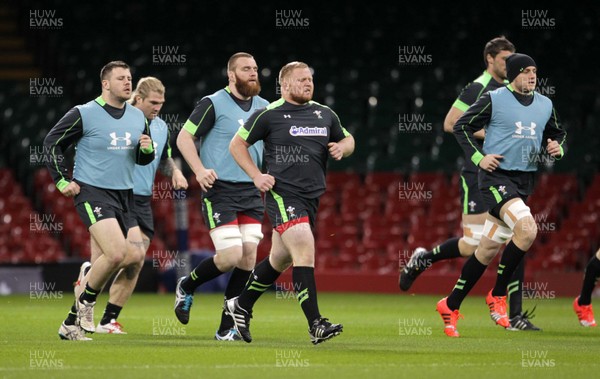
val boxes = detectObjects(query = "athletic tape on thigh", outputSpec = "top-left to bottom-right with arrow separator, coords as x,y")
239,223 -> 263,244
502,200 -> 532,230
463,223 -> 484,246
209,226 -> 243,251
482,219 -> 513,244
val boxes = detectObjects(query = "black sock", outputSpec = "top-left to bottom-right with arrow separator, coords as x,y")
100,302 -> 123,325
219,268 -> 251,332
422,238 -> 462,263
79,283 -> 100,304
64,302 -> 77,326
507,258 -> 525,318
492,241 -> 527,297
238,258 -> 281,311
579,255 -> 600,305
181,257 -> 223,293
293,266 -> 321,326
446,254 -> 488,310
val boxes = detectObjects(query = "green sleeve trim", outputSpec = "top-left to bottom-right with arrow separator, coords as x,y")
237,126 -> 250,141
471,151 -> 484,166
452,99 -> 469,112
141,144 -> 154,154
183,120 -> 198,135
183,103 -> 213,136
554,145 -> 564,160
56,179 -> 70,191
341,127 -> 351,138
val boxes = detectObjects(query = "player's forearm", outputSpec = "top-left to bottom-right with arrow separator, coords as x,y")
135,140 -> 155,166
176,131 -> 206,175
454,125 -> 484,166
43,111 -> 82,189
338,136 -> 355,158
43,140 -> 71,190
229,136 -> 262,180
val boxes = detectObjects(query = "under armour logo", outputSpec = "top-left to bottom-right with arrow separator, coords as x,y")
313,110 -> 322,119
110,132 -> 132,146
515,121 -> 536,135
284,114 -> 291,118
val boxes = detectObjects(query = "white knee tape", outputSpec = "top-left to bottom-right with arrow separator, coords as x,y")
482,219 -> 513,244
240,223 -> 263,245
210,226 -> 243,251
503,201 -> 532,230
463,223 -> 484,246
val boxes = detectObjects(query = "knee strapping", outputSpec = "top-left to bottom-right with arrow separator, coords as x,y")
210,226 -> 243,251
463,223 -> 484,246
482,219 -> 513,244
503,201 -> 532,230
240,223 -> 263,245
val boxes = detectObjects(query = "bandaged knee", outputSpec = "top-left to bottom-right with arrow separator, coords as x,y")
482,219 -> 513,244
210,226 -> 243,251
240,223 -> 263,245
463,223 -> 484,246
502,201 -> 532,230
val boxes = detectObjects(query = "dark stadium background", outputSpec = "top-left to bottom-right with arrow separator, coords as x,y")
1,0 -> 598,295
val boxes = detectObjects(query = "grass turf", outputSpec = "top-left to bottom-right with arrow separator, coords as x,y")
0,292 -> 598,378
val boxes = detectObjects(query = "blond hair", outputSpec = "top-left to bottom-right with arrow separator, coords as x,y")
130,77 -> 165,105
278,61 -> 309,86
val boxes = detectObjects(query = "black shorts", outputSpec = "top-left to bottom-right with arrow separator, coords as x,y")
129,195 -> 154,240
200,181 -> 264,230
478,169 -> 534,219
458,169 -> 487,215
265,189 -> 319,234
73,181 -> 134,237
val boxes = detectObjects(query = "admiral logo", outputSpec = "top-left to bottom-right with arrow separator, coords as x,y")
289,126 -> 327,137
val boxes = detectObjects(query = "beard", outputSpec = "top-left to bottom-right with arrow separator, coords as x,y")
235,76 -> 261,97
494,66 -> 507,81
288,88 -> 313,104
